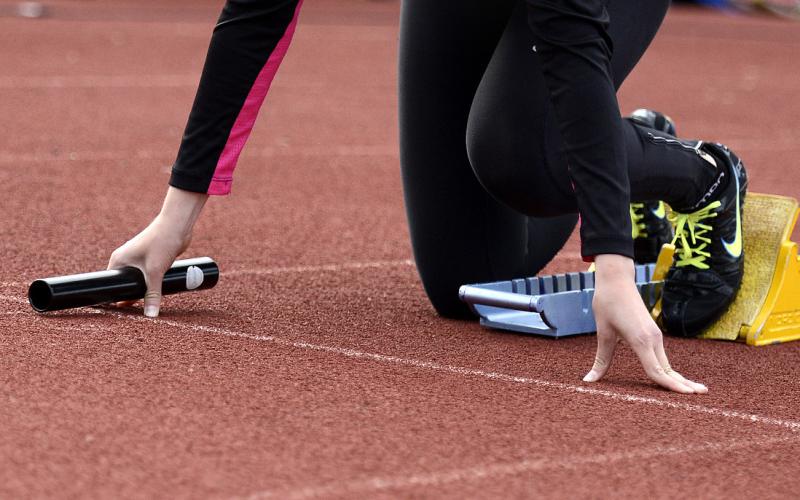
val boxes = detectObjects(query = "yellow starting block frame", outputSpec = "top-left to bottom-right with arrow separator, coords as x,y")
738,195 -> 800,345
697,193 -> 800,345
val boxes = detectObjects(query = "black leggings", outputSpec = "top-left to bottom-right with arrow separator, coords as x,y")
399,0 -> 716,318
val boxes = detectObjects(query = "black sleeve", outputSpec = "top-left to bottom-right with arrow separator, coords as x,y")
169,0 -> 303,196
526,0 -> 633,260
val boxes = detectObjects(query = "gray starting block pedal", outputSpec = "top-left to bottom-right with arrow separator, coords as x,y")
459,264 -> 663,338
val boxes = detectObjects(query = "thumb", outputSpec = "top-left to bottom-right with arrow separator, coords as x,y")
583,330 -> 617,383
143,274 -> 163,318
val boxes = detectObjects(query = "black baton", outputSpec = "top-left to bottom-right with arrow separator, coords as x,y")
28,257 -> 219,312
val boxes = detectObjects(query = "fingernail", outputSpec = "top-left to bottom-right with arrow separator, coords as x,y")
144,306 -> 158,318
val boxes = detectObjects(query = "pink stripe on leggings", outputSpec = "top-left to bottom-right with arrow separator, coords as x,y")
208,0 -> 304,195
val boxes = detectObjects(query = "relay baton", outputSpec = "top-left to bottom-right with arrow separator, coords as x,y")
28,257 -> 219,313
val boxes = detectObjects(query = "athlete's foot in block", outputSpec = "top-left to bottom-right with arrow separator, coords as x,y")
626,109 -> 677,264
662,143 -> 748,337
586,254 -> 708,394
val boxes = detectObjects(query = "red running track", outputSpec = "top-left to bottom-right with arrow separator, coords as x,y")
2,1 -> 800,498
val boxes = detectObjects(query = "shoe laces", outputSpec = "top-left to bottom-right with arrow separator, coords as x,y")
669,201 -> 722,269
630,203 -> 647,239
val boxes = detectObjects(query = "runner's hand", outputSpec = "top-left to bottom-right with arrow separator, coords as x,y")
107,187 -> 208,317
584,254 -> 708,394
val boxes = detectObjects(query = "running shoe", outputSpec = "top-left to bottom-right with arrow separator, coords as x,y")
626,109 -> 676,263
661,142 -> 748,337
630,200 -> 673,264
627,108 -> 677,136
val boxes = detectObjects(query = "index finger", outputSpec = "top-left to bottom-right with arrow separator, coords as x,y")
653,336 -> 708,394
629,335 -> 695,394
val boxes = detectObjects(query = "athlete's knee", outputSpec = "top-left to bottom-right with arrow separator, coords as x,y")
466,123 -> 566,216
464,124 -> 487,182
428,291 -> 476,320
466,118 -> 529,203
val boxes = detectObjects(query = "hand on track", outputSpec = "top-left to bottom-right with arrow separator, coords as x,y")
585,254 -> 708,394
107,187 -> 208,317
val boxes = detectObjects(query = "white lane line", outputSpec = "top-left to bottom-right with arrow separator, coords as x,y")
0,295 -> 26,304
0,74 -> 200,89
224,259 -> 413,277
4,292 -> 798,433
0,145 -> 397,165
241,434 -> 800,499
0,75 -> 329,90
0,259 -> 414,288
0,150 -> 168,163
267,339 -> 800,432
659,32 -> 800,48
7,296 -> 800,497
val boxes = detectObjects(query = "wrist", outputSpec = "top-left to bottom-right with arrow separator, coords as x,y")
594,254 -> 635,282
157,186 -> 208,235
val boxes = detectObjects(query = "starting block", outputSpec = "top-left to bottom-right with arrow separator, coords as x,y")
458,260 -> 667,338
700,193 -> 800,345
460,193 -> 800,345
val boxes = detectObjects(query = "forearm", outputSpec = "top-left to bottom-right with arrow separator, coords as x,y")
526,0 -> 632,260
170,0 -> 303,196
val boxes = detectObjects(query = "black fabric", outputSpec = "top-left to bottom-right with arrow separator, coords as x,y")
169,0 -> 300,193
400,0 -> 717,317
399,0 -> 577,319
525,0 -> 632,258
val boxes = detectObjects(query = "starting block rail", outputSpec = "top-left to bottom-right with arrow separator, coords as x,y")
459,264 -> 662,338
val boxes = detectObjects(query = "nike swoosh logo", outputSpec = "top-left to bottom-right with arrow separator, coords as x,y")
651,201 -> 666,219
722,171 -> 742,258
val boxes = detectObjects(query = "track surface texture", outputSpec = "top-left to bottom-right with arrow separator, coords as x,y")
2,1 -> 800,498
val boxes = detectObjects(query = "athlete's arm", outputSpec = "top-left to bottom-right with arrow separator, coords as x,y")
525,1 -> 706,393
526,0 -> 631,260
107,0 -> 303,317
171,0 -> 303,195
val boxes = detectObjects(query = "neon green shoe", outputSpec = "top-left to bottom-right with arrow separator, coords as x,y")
661,143 -> 748,337
631,200 -> 673,264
